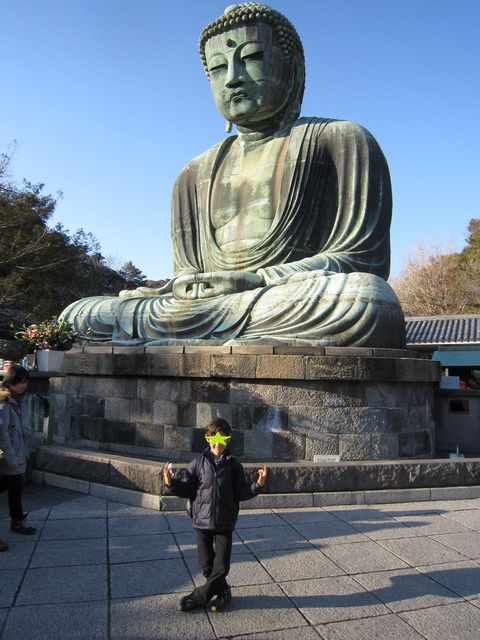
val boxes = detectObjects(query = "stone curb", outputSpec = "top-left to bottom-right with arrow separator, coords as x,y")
34,445 -> 480,492
31,454 -> 480,511
31,468 -> 480,511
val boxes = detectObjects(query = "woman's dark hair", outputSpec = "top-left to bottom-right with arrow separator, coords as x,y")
1,364 -> 30,388
205,417 -> 232,437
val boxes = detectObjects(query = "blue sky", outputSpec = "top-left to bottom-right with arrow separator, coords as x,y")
2,0 -> 479,280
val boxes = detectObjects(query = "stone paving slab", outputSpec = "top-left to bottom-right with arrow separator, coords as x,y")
377,536 -> 469,567
431,531 -> 480,559
233,509 -> 288,529
352,568 -> 459,612
442,508 -> 480,529
0,570 -> 24,608
109,532 -> 179,564
415,561 -> 480,599
317,613 -> 425,639
46,495 -> 107,519
291,520 -> 372,546
324,505 -> 393,521
207,583 -> 308,638
40,516 -> 107,540
234,628 -> 322,640
2,485 -> 480,639
184,551 -> 274,589
0,539 -> 36,569
108,513 -> 171,536
322,540 -> 411,574
346,517 -> 421,541
272,507 -> 340,525
16,564 -> 107,606
281,575 -> 390,625
110,594 -> 219,640
110,557 -> 192,600
235,524 -> 313,552
392,512 -> 467,535
256,548 -> 345,582
399,601 -> 480,639
3,601 -> 108,640
30,537 -> 106,568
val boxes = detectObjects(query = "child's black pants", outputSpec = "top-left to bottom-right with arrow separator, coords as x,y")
194,529 -> 232,604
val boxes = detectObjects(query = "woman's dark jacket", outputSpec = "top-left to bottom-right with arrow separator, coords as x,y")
168,449 -> 263,531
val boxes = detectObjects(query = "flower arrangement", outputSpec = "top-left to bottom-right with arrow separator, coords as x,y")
14,317 -> 83,352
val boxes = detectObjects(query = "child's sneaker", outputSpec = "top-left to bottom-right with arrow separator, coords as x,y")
178,593 -> 200,612
210,586 -> 232,611
0,538 -> 9,552
10,516 -> 36,535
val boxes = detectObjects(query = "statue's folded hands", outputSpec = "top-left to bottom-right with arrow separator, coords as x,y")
172,272 -> 265,300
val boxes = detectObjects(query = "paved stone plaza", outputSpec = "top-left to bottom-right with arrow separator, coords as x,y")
2,484 -> 480,639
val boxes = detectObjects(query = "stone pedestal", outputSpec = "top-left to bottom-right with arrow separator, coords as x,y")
46,345 -> 441,462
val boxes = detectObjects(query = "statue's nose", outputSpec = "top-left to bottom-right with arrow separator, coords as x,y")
225,60 -> 246,87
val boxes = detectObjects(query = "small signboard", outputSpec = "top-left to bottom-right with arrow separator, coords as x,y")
313,455 -> 341,463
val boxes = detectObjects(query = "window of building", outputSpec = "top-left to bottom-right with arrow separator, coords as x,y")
449,399 -> 469,413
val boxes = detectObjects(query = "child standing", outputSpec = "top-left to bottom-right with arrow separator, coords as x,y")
163,417 -> 267,612
0,364 -> 37,548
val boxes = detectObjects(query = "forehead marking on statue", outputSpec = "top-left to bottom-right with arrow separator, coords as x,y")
199,2 -> 304,77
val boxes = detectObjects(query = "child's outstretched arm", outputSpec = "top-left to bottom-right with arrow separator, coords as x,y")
257,464 -> 268,486
234,461 -> 268,501
163,460 -> 198,500
163,462 -> 174,486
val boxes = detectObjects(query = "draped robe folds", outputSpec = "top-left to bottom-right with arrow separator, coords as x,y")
61,117 -> 406,348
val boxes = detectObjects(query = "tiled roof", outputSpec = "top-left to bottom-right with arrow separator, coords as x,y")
406,315 -> 480,347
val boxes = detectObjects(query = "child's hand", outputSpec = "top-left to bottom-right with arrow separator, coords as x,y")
257,464 -> 268,486
163,462 -> 174,486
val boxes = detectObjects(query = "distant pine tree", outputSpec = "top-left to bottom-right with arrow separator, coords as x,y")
119,260 -> 147,289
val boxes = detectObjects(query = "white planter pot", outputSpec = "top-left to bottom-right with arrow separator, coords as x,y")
36,350 -> 65,372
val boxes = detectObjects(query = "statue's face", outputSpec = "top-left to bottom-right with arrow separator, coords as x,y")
205,23 -> 294,127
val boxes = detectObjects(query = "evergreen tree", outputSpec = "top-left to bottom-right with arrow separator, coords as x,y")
119,260 -> 147,290
455,219 -> 480,313
0,144 -> 127,336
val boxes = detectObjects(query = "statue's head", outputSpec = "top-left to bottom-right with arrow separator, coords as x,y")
199,3 -> 305,129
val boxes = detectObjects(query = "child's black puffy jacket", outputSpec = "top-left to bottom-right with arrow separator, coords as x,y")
169,449 -> 262,531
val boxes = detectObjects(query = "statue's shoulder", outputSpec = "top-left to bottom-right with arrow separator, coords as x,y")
292,117 -> 380,153
295,116 -> 372,138
174,137 -> 235,186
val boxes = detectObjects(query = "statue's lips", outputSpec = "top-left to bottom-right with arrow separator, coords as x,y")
228,91 -> 250,103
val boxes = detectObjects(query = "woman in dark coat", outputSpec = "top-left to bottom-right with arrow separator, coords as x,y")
0,364 -> 37,549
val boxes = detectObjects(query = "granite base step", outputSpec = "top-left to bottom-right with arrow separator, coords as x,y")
32,446 -> 480,510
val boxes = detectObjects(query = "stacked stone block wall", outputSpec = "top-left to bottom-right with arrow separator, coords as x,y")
48,345 -> 441,462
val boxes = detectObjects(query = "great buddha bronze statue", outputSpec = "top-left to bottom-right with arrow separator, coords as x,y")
62,2 -> 406,348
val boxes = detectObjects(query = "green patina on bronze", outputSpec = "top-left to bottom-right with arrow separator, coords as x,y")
61,2 -> 406,349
